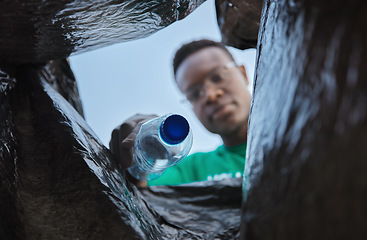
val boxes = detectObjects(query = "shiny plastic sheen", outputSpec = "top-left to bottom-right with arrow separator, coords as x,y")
0,0 -> 205,64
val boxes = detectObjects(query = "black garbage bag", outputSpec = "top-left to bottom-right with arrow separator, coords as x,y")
0,0 -> 205,64
139,178 -> 242,239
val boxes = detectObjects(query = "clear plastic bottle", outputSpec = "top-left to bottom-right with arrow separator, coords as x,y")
127,114 -> 193,181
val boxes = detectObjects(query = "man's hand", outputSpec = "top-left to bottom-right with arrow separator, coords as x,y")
109,114 -> 158,187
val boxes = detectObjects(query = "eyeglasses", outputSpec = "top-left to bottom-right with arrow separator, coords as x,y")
183,62 -> 237,104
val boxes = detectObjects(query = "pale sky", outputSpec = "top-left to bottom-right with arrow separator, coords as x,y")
69,0 -> 256,154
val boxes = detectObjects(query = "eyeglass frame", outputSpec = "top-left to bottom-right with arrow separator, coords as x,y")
180,61 -> 238,105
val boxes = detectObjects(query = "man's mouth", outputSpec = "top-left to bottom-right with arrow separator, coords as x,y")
210,103 -> 233,122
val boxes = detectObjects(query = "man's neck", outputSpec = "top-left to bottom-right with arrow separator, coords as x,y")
221,124 -> 248,147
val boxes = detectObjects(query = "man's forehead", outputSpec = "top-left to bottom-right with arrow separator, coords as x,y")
185,47 -> 230,66
176,47 -> 232,90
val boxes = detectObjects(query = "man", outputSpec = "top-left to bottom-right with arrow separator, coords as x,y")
109,39 -> 252,186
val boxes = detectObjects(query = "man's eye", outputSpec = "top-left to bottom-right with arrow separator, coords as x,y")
211,73 -> 224,83
188,89 -> 200,101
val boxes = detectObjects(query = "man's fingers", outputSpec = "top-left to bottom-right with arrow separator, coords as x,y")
109,128 -> 121,161
110,113 -> 159,170
117,113 -> 157,140
118,120 -> 146,169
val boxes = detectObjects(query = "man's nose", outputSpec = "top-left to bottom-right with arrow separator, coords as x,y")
203,85 -> 224,103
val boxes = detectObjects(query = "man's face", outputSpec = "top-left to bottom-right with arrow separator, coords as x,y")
176,47 -> 252,136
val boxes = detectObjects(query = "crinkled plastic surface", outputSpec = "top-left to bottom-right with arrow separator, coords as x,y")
1,63 -> 160,239
242,0 -> 367,239
215,0 -> 262,49
140,178 -> 242,239
0,0 -> 205,64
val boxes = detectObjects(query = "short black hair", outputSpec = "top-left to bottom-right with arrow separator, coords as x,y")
173,39 -> 234,78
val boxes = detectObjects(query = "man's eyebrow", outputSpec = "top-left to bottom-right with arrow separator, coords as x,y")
184,62 -> 233,93
206,62 -> 234,77
207,65 -> 223,76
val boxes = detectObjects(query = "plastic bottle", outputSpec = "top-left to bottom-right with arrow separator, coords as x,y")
127,114 -> 193,181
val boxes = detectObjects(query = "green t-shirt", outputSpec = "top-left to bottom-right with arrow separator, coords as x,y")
148,143 -> 246,186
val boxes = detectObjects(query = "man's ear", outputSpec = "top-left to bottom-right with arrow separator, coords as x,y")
238,65 -> 249,85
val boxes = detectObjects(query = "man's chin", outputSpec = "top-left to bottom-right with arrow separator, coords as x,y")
216,112 -> 237,124
212,117 -> 240,133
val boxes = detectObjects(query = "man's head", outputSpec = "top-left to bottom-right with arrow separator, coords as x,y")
173,39 -> 252,145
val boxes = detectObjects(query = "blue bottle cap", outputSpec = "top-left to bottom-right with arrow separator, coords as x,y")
160,114 -> 190,144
